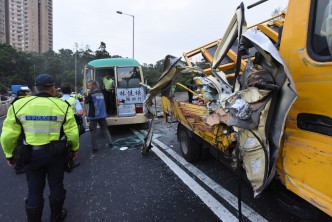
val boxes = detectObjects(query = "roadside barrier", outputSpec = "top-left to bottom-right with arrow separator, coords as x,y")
0,96 -> 13,117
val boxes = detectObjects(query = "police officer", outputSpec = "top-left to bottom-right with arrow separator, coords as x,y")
103,71 -> 115,115
60,82 -> 83,117
61,82 -> 84,167
73,91 -> 83,102
1,74 -> 79,222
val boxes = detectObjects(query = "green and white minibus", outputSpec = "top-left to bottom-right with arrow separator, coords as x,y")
83,58 -> 147,125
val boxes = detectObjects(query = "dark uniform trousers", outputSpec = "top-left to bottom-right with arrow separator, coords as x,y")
110,89 -> 116,114
25,148 -> 66,207
103,89 -> 112,115
103,89 -> 116,115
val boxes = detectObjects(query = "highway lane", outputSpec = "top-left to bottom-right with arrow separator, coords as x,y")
0,117 -> 220,221
133,118 -> 331,221
0,115 -> 329,221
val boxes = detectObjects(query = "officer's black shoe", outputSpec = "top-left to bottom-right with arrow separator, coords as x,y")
92,148 -> 98,153
15,165 -> 25,174
73,161 -> 80,168
50,192 -> 67,222
25,201 -> 43,222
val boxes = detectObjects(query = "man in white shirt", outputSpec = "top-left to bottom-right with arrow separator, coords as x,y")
61,82 -> 83,167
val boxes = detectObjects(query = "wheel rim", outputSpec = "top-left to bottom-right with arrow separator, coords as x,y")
180,130 -> 188,155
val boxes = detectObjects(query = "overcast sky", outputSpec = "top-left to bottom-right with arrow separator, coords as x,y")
53,0 -> 289,65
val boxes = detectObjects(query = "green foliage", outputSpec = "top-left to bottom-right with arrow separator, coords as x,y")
0,42 -> 167,94
173,72 -> 194,92
0,43 -> 34,87
195,58 -> 211,70
95,42 -> 110,59
0,82 -> 8,94
0,43 -> 99,91
142,59 -> 164,86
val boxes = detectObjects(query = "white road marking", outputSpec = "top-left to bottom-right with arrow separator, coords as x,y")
152,138 -> 268,222
130,128 -> 268,222
152,144 -> 238,221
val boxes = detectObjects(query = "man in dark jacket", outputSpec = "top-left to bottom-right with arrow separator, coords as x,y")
84,80 -> 112,153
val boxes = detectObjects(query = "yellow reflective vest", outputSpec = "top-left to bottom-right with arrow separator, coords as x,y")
74,93 -> 82,100
103,77 -> 113,90
64,96 -> 77,114
0,95 -> 79,158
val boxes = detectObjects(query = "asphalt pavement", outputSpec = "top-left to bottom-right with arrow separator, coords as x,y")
0,116 -> 219,222
0,114 -> 331,222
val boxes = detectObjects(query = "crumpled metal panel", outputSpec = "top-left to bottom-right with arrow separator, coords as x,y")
142,56 -> 206,152
241,30 -> 298,196
204,87 -> 271,130
212,3 -> 247,69
142,29 -> 297,198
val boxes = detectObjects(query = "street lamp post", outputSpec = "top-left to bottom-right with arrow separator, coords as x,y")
74,43 -> 78,93
75,50 -> 77,93
116,11 -> 134,59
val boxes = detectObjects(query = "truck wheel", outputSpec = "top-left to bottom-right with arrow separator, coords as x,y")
178,124 -> 201,162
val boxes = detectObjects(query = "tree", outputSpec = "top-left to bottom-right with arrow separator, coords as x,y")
0,82 -> 8,94
142,59 -> 164,86
0,43 -> 20,86
195,58 -> 211,70
0,41 -> 168,94
95,42 -> 110,59
47,57 -> 65,86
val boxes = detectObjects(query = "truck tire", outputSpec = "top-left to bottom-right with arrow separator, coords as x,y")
178,124 -> 201,162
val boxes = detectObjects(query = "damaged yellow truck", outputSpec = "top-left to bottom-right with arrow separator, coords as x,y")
143,0 -> 332,219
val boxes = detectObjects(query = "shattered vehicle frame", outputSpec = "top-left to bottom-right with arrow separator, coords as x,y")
143,0 -> 332,218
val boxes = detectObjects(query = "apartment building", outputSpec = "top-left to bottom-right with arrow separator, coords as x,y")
0,0 -> 5,43
0,0 -> 52,53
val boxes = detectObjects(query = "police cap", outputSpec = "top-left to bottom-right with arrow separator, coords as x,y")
34,74 -> 55,86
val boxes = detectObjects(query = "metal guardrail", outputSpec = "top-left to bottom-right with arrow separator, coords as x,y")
0,96 -> 14,117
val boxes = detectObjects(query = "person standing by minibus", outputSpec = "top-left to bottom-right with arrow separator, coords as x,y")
84,80 -> 113,153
